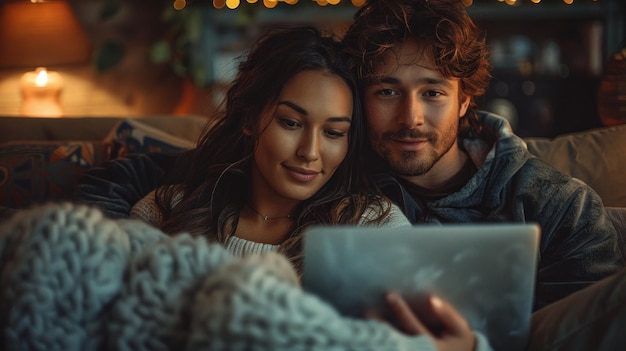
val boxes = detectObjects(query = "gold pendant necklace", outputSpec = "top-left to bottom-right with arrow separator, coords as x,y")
246,203 -> 292,221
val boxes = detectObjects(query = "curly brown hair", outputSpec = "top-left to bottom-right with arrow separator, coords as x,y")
343,0 -> 492,138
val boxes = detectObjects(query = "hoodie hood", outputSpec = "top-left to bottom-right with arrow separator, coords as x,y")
375,111 -> 532,223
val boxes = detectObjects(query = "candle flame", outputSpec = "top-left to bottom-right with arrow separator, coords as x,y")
35,68 -> 49,87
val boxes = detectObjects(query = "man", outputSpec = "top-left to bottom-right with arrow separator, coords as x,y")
342,0 -> 626,349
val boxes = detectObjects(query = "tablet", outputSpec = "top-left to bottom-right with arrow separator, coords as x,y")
302,223 -> 540,351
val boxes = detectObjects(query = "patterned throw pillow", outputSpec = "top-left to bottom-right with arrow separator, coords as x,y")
0,118 -> 197,209
105,119 -> 196,159
0,141 -> 108,208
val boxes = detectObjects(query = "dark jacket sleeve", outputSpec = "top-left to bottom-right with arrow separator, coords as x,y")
520,162 -> 626,310
74,152 -> 183,219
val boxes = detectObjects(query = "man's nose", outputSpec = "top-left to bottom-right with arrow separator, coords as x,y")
397,95 -> 424,128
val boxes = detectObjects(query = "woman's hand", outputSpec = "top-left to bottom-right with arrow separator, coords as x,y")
371,292 -> 476,351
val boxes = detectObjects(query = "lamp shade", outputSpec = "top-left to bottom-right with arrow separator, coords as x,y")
0,0 -> 91,67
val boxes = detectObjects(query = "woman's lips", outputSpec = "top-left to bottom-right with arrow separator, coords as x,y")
284,166 -> 319,182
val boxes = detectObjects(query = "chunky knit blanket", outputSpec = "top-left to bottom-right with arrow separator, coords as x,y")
0,203 -> 491,351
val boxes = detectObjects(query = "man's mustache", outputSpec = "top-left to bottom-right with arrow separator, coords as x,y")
382,128 -> 436,141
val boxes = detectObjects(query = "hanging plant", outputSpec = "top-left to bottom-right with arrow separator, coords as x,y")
150,4 -> 207,86
92,0 -> 125,72
92,0 -> 208,86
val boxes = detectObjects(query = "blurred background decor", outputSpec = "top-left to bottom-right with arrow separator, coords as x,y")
597,48 -> 626,127
0,0 -> 624,137
0,0 -> 92,117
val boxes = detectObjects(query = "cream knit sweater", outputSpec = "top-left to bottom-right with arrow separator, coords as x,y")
130,189 -> 412,257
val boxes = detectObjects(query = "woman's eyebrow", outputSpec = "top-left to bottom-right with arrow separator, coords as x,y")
278,101 -> 307,115
327,117 -> 352,123
278,101 -> 352,123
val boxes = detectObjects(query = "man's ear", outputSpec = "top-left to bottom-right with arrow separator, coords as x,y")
459,95 -> 471,118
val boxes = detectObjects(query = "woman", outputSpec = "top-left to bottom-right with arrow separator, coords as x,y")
130,26 -> 408,271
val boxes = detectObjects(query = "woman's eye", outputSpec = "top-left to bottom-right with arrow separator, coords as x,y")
278,118 -> 300,129
325,129 -> 347,139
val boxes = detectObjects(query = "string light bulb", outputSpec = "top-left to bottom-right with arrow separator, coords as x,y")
226,0 -> 240,9
173,0 -> 186,10
263,0 -> 277,8
204,0 -> 593,9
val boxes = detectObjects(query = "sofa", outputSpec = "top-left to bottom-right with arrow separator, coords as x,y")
1,115 -> 625,243
0,115 -> 206,211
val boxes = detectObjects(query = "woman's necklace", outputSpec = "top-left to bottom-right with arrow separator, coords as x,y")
246,203 -> 292,221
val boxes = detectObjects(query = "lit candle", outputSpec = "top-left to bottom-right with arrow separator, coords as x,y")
20,67 -> 64,117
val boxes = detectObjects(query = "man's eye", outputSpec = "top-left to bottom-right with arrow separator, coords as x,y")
378,89 -> 397,96
425,90 -> 443,97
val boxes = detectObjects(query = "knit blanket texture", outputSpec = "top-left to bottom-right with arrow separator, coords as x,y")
0,203 -> 463,351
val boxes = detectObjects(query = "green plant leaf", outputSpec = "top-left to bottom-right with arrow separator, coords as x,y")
191,64 -> 208,87
93,41 -> 125,72
99,0 -> 121,21
186,9 -> 203,43
172,61 -> 188,77
161,6 -> 178,22
150,40 -> 172,64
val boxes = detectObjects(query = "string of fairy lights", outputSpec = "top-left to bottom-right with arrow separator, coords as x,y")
171,0 -> 601,11
171,0 -> 365,10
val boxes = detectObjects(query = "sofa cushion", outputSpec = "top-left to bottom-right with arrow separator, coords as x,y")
105,119 -> 196,158
0,116 -> 206,143
0,117 -> 200,210
525,124 -> 626,208
0,141 -> 109,208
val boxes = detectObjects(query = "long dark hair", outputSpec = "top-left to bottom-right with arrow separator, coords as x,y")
157,26 -> 389,271
343,0 -> 492,139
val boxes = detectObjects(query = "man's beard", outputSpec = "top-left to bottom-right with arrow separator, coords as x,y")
373,127 -> 456,177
